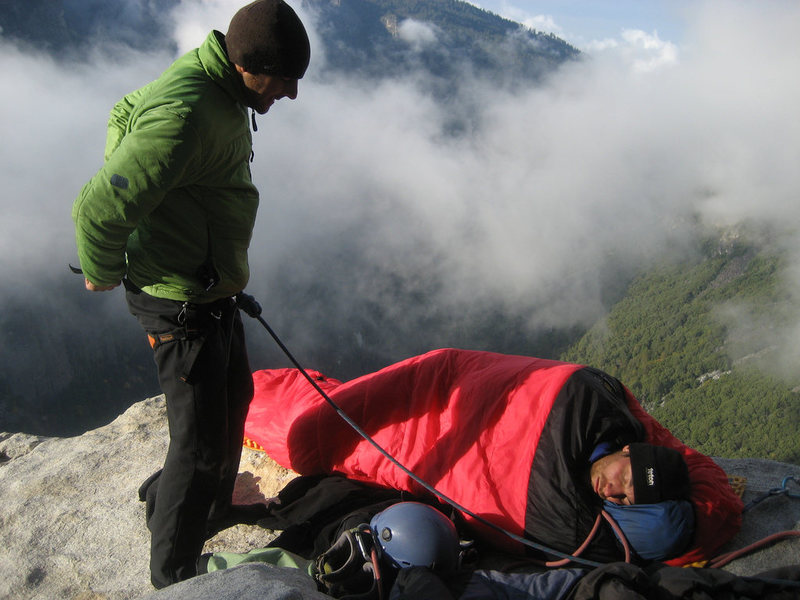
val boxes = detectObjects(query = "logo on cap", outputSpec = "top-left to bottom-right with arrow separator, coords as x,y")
646,467 -> 655,486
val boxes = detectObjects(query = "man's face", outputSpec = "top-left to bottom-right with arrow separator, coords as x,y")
590,445 -> 635,505
236,65 -> 299,114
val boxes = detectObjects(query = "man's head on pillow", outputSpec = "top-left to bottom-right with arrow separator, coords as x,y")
591,443 -> 691,505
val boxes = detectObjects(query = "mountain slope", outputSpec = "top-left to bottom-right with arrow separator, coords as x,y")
562,230 -> 800,463
0,0 -> 579,85
306,0 -> 579,83
0,0 -> 180,55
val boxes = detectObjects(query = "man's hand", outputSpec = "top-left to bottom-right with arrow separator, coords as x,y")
85,278 -> 120,292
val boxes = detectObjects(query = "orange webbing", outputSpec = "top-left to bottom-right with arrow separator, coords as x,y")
728,475 -> 747,499
243,436 -> 265,452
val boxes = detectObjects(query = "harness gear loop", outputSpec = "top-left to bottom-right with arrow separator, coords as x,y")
148,332 -> 178,349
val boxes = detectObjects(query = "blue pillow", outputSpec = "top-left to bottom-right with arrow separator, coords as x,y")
603,500 -> 695,560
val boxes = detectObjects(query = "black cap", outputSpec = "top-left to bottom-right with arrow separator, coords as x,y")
629,443 -> 691,504
226,0 -> 311,78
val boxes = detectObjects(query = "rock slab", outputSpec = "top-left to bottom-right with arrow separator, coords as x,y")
0,397 -> 798,599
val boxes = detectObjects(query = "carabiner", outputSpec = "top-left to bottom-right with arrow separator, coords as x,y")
780,476 -> 800,499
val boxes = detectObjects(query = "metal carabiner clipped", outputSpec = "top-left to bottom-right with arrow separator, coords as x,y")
780,476 -> 800,499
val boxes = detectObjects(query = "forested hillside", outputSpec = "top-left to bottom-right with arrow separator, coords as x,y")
562,229 -> 800,463
306,0 -> 578,83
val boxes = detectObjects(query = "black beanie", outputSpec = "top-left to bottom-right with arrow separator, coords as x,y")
226,0 -> 311,78
629,443 -> 691,504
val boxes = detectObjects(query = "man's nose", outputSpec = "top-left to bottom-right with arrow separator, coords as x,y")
284,79 -> 298,100
602,482 -> 622,502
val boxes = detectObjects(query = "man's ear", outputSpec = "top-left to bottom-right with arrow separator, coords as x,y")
622,444 -> 631,453
234,64 -> 246,75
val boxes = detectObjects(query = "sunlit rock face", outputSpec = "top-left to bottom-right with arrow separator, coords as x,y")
1,397 -> 797,600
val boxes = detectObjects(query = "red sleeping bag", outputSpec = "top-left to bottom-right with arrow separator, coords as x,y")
245,348 -> 742,565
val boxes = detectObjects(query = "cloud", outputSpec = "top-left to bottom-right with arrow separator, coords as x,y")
1,0 -> 799,381
171,0 -> 244,54
473,1 -> 563,36
586,29 -> 679,72
0,39 -> 170,286
244,0 -> 800,367
520,14 -> 563,36
397,19 -> 440,50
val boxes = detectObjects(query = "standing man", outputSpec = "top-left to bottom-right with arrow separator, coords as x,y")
72,0 -> 310,588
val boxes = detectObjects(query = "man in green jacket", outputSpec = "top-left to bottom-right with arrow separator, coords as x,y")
72,0 -> 310,588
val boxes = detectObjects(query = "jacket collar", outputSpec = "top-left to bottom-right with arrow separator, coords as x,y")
198,30 -> 249,108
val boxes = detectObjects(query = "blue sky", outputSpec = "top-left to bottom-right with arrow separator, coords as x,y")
470,0 -> 688,48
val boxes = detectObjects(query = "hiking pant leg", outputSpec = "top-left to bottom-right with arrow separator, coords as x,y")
209,308 -> 254,520
126,290 -> 252,589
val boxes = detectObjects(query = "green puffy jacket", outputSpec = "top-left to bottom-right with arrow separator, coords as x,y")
72,31 -> 259,303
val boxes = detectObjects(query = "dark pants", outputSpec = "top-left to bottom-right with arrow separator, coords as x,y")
126,288 -> 254,589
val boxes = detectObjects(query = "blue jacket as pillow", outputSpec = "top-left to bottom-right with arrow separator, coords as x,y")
604,500 -> 695,561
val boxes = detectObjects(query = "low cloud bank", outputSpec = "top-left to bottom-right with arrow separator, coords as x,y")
0,0 -> 798,386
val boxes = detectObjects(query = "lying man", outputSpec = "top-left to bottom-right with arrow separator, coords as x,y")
243,348 -> 742,564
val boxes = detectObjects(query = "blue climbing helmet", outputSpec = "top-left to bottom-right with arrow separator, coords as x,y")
369,502 -> 460,572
